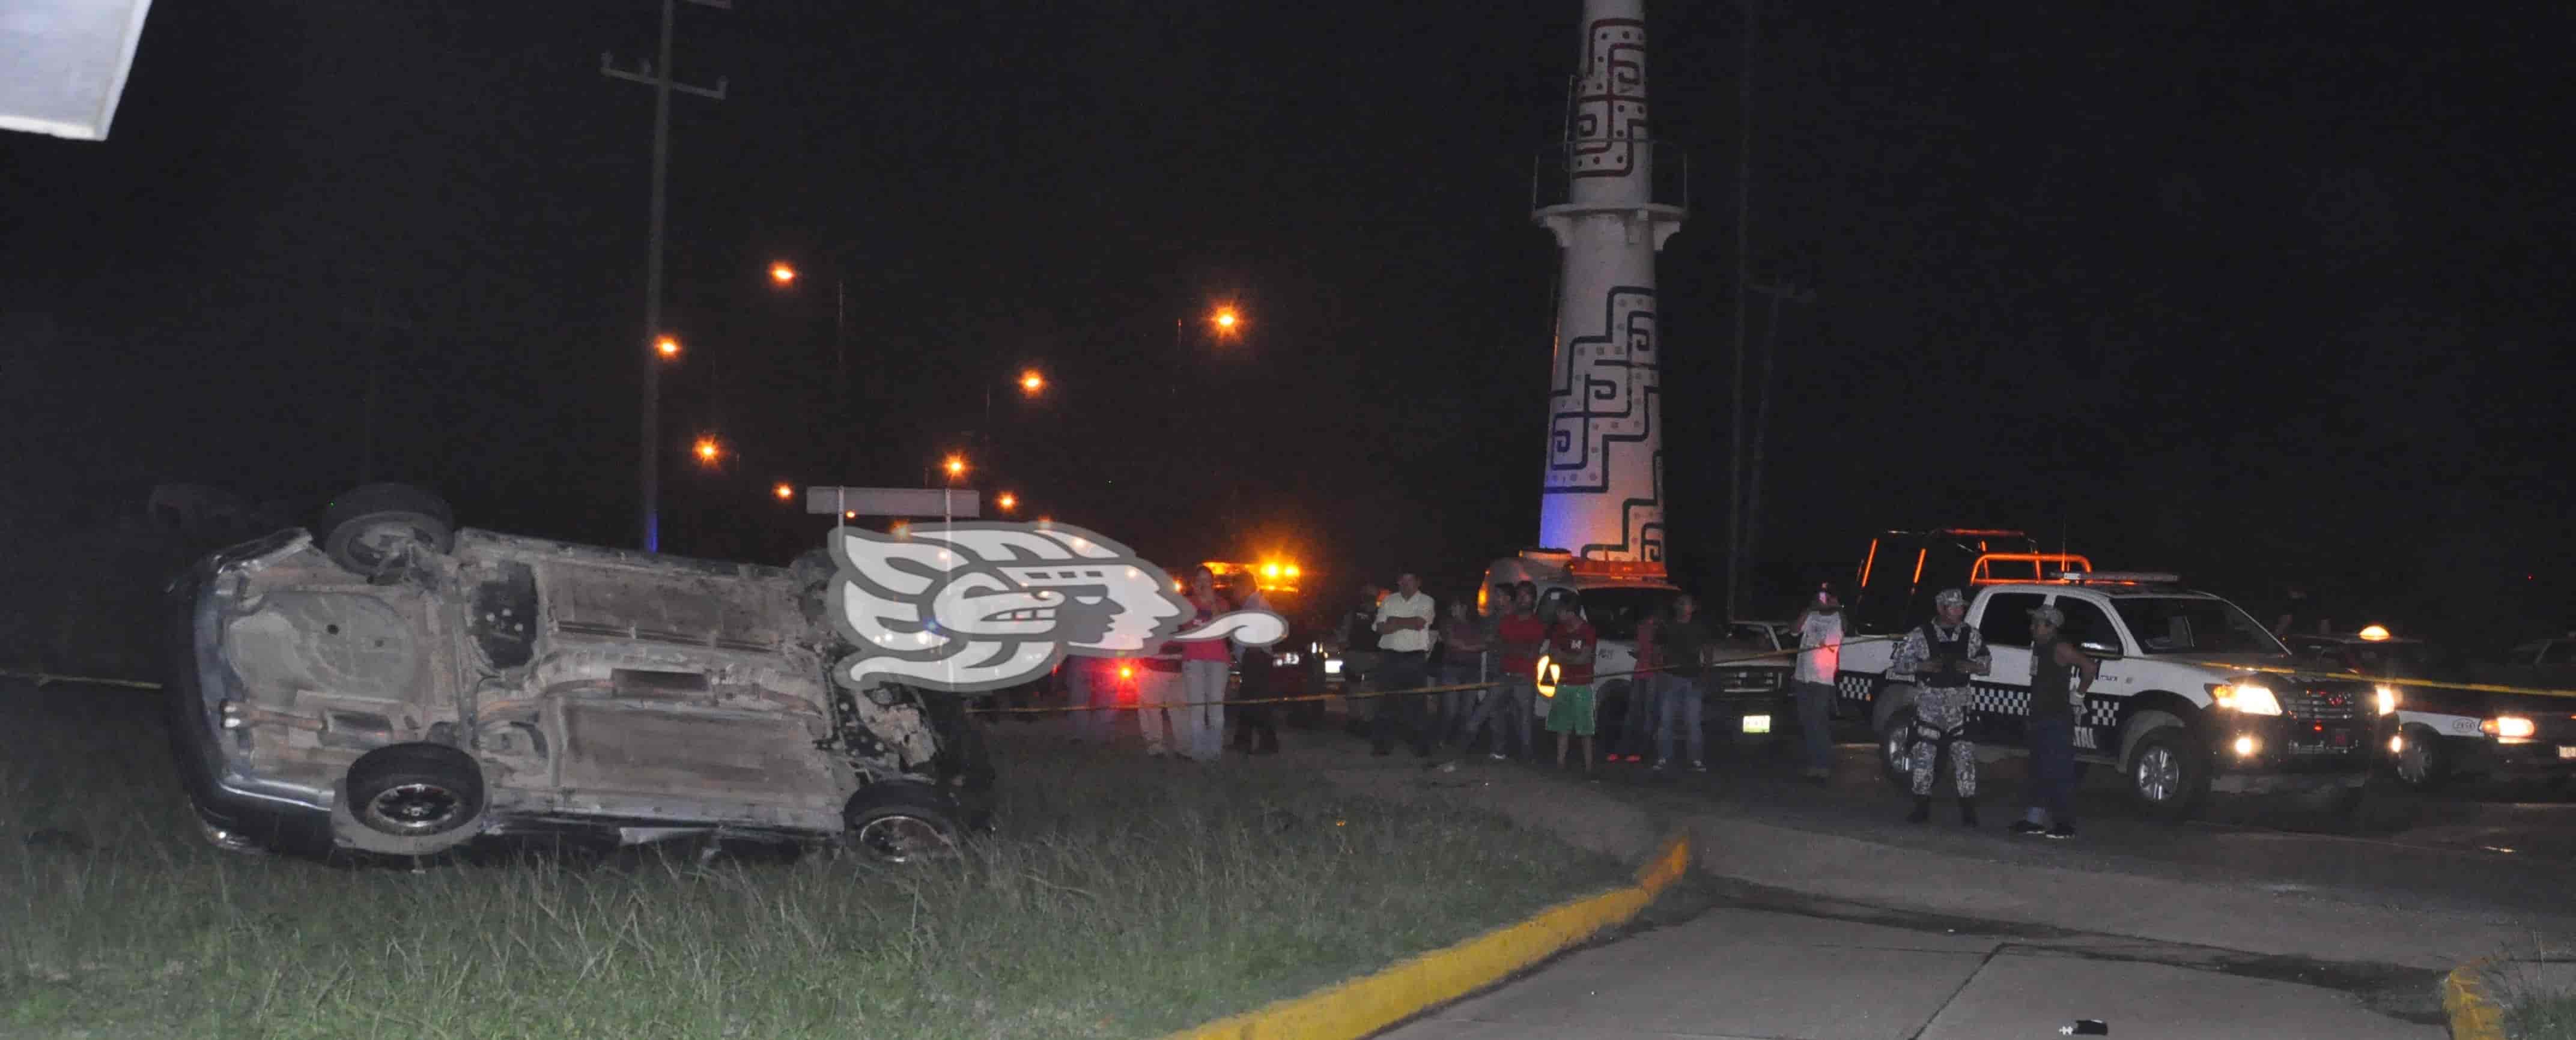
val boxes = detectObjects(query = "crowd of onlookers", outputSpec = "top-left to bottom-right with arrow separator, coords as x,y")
1053,566 -> 1851,779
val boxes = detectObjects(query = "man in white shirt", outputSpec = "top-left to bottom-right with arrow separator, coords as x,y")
1369,572 -> 1438,757
1790,584 -> 1847,783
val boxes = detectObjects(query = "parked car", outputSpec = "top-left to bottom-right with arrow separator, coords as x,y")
165,484 -> 990,863
2286,629 -> 2576,792
1701,620 -> 1796,743
2474,634 -> 2576,691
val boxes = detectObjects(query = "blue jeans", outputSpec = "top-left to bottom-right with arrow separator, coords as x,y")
2025,716 -> 2078,824
1458,676 -> 1535,756
1655,673 -> 1704,764
1614,677 -> 1665,758
1791,680 -> 1836,772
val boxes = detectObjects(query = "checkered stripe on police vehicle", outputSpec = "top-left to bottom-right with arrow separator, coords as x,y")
1835,672 -> 1876,703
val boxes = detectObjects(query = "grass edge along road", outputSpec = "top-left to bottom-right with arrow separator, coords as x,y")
2453,954 -> 2576,1040
1,687 -> 1627,1039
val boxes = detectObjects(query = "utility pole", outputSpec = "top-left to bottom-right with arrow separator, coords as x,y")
1726,0 -> 1757,620
1742,281 -> 1812,585
601,0 -> 729,552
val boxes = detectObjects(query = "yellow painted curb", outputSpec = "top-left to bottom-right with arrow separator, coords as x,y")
1167,833 -> 1692,1040
2444,958 -> 2506,1040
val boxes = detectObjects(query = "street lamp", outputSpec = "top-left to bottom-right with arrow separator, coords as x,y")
943,454 -> 967,480
997,491 -> 1018,512
1019,369 -> 1045,396
773,482 -> 795,502
1212,306 -> 1241,334
693,435 -> 723,467
766,257 -> 855,459
655,334 -> 682,359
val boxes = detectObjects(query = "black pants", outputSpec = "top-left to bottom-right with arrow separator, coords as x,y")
1232,652 -> 1281,752
1370,651 -> 1432,755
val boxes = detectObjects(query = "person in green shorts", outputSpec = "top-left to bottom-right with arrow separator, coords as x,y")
1540,592 -> 1600,773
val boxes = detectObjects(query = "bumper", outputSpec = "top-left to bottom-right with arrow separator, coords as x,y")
165,550 -> 340,853
2201,713 -> 2372,790
2432,734 -> 2576,779
1704,691 -> 1796,736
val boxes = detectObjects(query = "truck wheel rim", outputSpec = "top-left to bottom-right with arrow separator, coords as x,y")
367,783 -> 463,834
2398,740 -> 2431,784
856,815 -> 953,863
2136,746 -> 2180,802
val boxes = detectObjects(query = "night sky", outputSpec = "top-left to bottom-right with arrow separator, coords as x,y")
5,2 -> 2571,639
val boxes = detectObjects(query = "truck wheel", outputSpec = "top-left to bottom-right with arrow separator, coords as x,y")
2392,726 -> 2449,791
321,483 -> 455,578
1877,707 -> 1919,791
843,785 -> 961,864
347,743 -> 485,838
2124,725 -> 2209,821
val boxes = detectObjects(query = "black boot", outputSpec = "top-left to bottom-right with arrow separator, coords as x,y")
1958,797 -> 1979,827
1906,796 -> 1931,824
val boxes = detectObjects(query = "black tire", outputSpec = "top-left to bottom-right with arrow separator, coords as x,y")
2124,725 -> 2210,821
1877,706 -> 1919,791
321,483 -> 455,578
347,743 -> 485,838
842,785 -> 961,863
2392,725 -> 2449,792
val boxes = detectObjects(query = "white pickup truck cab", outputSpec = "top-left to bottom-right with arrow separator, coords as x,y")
1835,573 -> 2379,818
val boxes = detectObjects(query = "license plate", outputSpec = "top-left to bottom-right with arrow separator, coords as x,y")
2558,746 -> 2576,760
1323,659 -> 1343,675
1741,714 -> 1772,734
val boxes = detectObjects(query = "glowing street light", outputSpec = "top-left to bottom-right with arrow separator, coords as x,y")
655,334 -> 682,359
692,435 -> 722,467
773,482 -> 795,502
1212,306 -> 1241,334
1018,369 -> 1046,395
997,492 -> 1018,512
768,262 -> 798,285
943,455 -> 967,480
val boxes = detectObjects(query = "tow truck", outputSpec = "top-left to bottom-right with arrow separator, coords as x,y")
1835,570 -> 2379,819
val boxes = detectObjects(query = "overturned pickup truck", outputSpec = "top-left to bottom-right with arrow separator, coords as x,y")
164,485 -> 989,862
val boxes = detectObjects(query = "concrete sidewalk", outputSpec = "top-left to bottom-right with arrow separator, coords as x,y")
1380,905 -> 2441,1040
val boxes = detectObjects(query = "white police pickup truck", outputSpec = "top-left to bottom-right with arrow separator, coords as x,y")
1834,573 -> 2379,819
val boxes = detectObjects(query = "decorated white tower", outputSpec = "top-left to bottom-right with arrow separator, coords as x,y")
1535,0 -> 1683,563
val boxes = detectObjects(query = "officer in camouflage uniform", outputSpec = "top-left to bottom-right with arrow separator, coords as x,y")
1890,588 -> 1991,825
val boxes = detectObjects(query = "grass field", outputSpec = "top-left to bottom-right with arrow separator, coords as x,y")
1,685 -> 1626,1039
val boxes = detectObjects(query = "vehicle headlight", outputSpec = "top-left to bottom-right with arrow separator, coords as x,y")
2483,716 -> 2536,739
2374,685 -> 2398,716
2211,683 -> 2283,716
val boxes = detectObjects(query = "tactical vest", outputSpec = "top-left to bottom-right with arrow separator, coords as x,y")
1918,622 -> 1973,689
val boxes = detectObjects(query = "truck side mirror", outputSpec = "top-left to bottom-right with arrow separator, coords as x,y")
2080,641 -> 2121,660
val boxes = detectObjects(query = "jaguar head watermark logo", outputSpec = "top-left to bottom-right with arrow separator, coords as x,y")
827,521 -> 1286,693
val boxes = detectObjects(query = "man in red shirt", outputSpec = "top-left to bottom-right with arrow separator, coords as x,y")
1541,590 -> 1600,772
1458,582 -> 1543,760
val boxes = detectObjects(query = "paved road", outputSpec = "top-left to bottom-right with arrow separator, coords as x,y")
1381,905 -> 2444,1040
1544,728 -> 2576,924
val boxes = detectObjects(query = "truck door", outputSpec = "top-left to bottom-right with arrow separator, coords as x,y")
1975,592 -> 2044,743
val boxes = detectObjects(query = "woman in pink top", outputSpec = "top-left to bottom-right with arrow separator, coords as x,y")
1173,565 -> 1234,763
